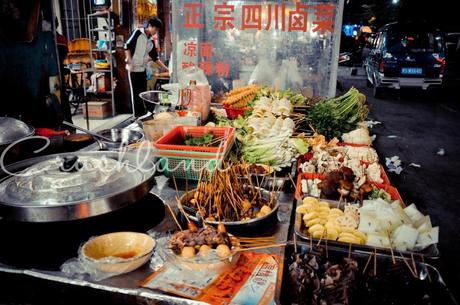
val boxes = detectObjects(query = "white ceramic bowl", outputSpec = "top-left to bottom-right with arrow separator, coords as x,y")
81,232 -> 156,274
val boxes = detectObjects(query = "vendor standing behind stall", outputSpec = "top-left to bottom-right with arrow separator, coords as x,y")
124,17 -> 168,116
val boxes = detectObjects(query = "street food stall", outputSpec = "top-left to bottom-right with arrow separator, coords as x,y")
0,1 -> 456,305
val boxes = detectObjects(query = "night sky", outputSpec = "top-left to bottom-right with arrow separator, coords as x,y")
343,0 -> 460,32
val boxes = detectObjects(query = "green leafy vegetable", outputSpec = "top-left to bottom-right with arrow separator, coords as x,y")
307,87 -> 369,140
369,188 -> 392,203
184,132 -> 217,146
289,138 -> 309,154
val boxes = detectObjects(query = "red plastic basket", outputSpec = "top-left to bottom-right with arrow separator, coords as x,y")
295,173 -> 403,205
154,126 -> 235,154
360,161 -> 391,185
295,173 -> 326,200
371,182 -> 406,207
338,142 -> 372,148
223,105 -> 251,119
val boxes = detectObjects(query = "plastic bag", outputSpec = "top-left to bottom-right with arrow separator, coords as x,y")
162,83 -> 180,108
61,246 -> 134,281
275,59 -> 302,91
248,58 -> 276,86
61,234 -> 155,281
178,66 -> 209,87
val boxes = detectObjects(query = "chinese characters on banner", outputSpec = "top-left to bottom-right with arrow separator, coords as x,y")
180,2 -> 336,80
182,40 -> 230,78
184,2 -> 337,34
173,0 -> 344,97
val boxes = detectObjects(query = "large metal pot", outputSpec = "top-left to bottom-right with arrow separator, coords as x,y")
0,117 -> 35,154
178,187 -> 280,235
0,151 -> 156,222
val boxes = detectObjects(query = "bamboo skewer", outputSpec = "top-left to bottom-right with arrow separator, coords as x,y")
176,196 -> 191,224
293,233 -> 298,253
288,174 -> 297,195
386,229 -> 396,264
171,175 -> 181,202
182,164 -> 280,224
411,253 -> 417,277
235,236 -> 277,241
172,177 -> 191,224
234,243 -> 286,252
363,252 -> 374,275
171,175 -> 193,226
325,238 -> 328,258
165,203 -> 183,231
399,252 -> 418,278
374,248 -> 377,277
185,174 -> 188,196
316,233 -> 323,246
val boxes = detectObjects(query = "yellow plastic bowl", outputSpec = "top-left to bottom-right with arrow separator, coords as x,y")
81,232 -> 156,274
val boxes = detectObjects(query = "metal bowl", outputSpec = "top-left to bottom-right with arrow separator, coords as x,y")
95,129 -> 144,150
139,90 -> 169,105
179,187 -> 280,234
0,117 -> 35,154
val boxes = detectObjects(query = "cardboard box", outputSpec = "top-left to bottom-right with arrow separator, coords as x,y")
83,100 -> 112,119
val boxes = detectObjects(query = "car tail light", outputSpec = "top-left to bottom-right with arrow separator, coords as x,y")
438,57 -> 445,75
378,59 -> 384,73
433,54 -> 445,75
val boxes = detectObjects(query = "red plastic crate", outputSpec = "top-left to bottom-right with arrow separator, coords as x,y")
371,182 -> 406,207
295,173 -> 404,206
295,173 -> 326,200
154,126 -> 235,154
360,161 -> 391,185
155,150 -> 226,159
338,142 -> 372,148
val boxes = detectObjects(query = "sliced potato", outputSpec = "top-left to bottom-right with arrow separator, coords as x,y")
303,211 -> 319,222
311,230 -> 325,239
305,218 -> 322,227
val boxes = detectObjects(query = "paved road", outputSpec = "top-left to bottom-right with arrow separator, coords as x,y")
338,67 -> 460,301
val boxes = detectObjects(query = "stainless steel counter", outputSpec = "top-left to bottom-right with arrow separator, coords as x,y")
0,176 -> 295,305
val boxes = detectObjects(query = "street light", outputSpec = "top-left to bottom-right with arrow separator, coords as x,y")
392,0 -> 399,4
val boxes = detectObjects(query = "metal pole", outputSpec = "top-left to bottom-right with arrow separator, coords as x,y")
328,0 -> 345,97
76,0 -> 81,38
51,0 -> 62,98
171,0 -> 178,84
69,0 -> 75,40
109,10 -> 116,116
85,13 -> 92,129
118,0 -> 123,26
83,0 -> 89,38
62,0 -> 69,40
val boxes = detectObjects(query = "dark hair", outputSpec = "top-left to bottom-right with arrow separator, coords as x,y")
148,17 -> 163,29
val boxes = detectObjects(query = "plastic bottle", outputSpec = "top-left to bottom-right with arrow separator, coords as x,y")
189,80 -> 202,114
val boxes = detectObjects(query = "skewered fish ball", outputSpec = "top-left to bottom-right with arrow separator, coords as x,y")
198,245 -> 212,257
181,246 -> 196,258
216,244 -> 231,258
260,205 -> 272,215
256,211 -> 265,218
